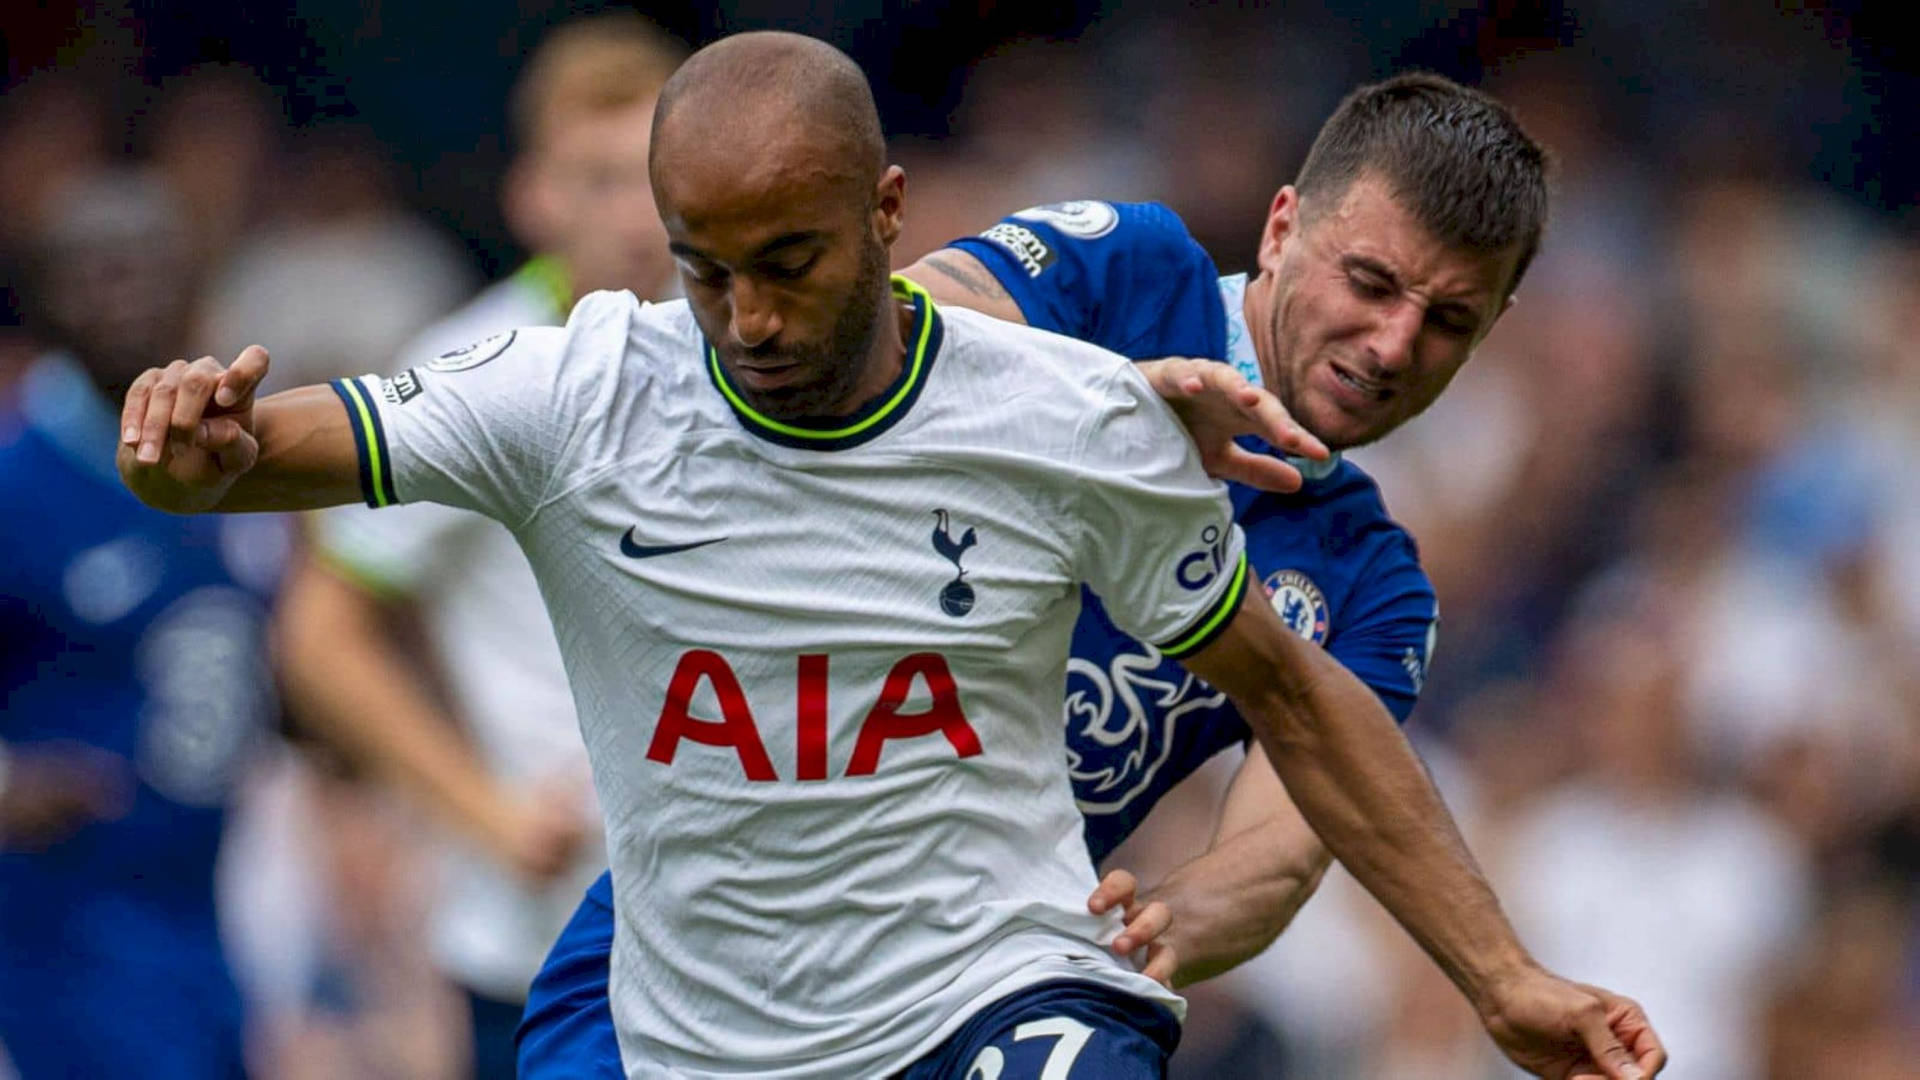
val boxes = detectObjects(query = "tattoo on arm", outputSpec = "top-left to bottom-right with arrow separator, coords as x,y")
920,251 -> 1005,299
913,250 -> 1026,324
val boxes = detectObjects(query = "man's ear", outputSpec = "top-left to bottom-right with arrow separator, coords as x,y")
1255,185 -> 1302,276
873,165 -> 906,248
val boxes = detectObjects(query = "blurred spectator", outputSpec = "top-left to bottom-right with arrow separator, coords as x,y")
273,13 -> 686,1077
0,167 -> 286,1079
0,74 -> 112,254
150,64 -> 284,287
198,122 -> 475,393
1497,606 -> 1811,1080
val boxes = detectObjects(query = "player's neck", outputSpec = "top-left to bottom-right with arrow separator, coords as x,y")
1241,270 -> 1285,392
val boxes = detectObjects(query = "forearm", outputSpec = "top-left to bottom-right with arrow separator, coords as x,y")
214,387 -> 364,511
277,558 -> 511,842
1185,601 -> 1536,1011
1236,648 -> 1532,1008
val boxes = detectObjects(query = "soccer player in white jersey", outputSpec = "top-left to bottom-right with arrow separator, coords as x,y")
117,31 -> 1661,1080
270,14 -> 686,1075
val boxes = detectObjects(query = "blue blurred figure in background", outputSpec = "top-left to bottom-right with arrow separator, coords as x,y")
0,168 -> 286,1079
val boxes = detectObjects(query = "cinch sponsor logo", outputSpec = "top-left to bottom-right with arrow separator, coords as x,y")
979,223 -> 1054,278
1176,524 -> 1231,591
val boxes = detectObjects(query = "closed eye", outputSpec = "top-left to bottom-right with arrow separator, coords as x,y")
762,254 -> 819,281
1348,271 -> 1393,301
677,258 -> 729,289
1428,307 -> 1479,336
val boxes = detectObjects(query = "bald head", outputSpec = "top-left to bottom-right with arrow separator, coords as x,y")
650,32 -> 910,424
651,31 -> 885,209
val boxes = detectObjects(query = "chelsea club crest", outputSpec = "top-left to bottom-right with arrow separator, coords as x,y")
1264,569 -> 1330,644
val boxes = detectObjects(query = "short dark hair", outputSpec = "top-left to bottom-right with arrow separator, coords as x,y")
1296,72 -> 1549,293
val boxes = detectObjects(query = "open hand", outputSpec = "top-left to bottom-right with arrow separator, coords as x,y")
117,346 -> 271,513
1087,868 -> 1177,986
1139,357 -> 1329,493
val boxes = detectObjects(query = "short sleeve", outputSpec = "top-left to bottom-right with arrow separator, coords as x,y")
944,201 -> 1227,359
1323,536 -> 1439,724
1071,364 -> 1248,660
328,290 -> 635,526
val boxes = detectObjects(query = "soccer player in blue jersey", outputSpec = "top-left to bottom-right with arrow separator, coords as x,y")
513,72 -> 1664,1078
0,171 -> 282,1079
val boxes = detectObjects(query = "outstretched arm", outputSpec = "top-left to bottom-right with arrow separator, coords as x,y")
118,347 -> 362,513
905,248 -> 1327,490
1180,593 -> 1665,1080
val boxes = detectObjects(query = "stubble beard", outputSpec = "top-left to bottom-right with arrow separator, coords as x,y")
731,236 -> 892,421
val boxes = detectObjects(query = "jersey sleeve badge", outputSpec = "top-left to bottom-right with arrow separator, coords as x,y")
1263,569 -> 1331,644
1011,200 -> 1120,239
428,330 -> 517,372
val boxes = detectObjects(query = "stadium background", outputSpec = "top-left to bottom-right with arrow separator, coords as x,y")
3,1 -> 1917,1076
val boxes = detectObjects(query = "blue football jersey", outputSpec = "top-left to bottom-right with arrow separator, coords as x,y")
0,356 -> 283,1079
950,201 -> 1438,860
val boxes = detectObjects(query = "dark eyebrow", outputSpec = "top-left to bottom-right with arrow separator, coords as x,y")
669,232 -> 822,263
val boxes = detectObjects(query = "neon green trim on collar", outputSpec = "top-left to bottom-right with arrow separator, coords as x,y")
707,275 -> 938,445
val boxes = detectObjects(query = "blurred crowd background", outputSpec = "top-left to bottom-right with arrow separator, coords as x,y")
3,2 -> 1917,1078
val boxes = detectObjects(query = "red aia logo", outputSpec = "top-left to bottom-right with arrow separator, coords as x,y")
646,651 -> 982,781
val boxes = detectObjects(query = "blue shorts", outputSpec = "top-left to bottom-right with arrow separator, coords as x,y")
520,873 -> 1180,1079
517,872 -> 621,1079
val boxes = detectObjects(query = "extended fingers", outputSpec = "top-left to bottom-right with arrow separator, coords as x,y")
121,368 -> 158,446
1111,898 -> 1171,955
1139,942 -> 1178,987
216,345 -> 271,409
1231,381 -> 1329,462
170,357 -> 226,442
1212,444 -> 1304,494
137,360 -> 188,464
1087,868 -> 1138,915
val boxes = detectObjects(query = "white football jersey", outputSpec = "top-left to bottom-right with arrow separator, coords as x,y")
331,278 -> 1250,1079
313,261 -> 604,1000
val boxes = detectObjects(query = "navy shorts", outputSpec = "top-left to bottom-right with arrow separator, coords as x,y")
900,979 -> 1181,1079
519,872 -> 1181,1079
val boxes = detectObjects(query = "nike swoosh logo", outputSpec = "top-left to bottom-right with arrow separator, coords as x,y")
619,530 -> 728,559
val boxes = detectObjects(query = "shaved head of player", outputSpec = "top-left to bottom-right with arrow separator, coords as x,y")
648,31 -> 903,420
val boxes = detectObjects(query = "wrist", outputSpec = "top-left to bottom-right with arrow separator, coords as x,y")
1466,953 -> 1549,1019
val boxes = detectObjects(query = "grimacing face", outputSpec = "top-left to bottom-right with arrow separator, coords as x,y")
651,126 -> 903,420
1255,176 -> 1519,450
